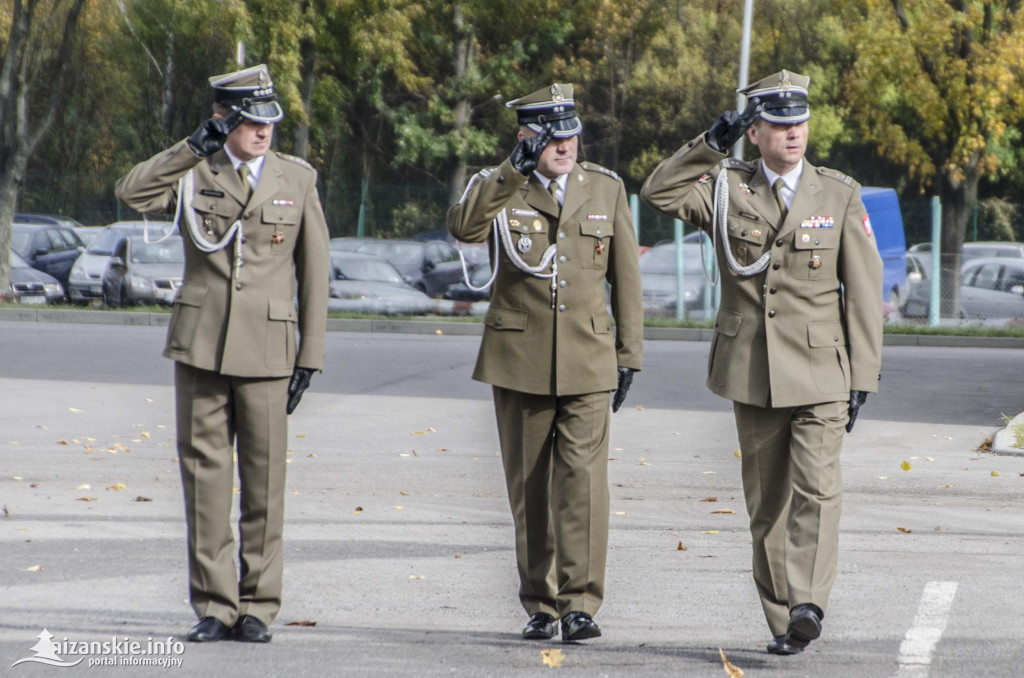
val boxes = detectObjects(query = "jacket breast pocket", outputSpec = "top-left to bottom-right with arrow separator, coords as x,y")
166,283 -> 207,353
807,321 -> 850,393
262,203 -> 301,255
193,199 -> 238,238
708,309 -> 742,388
726,214 -> 768,268
580,220 -> 613,269
502,215 -> 549,268
789,228 -> 839,280
266,299 -> 297,369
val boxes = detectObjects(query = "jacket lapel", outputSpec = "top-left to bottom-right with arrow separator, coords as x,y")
248,151 -> 284,212
559,165 -> 590,224
777,161 -> 823,241
522,175 -> 559,218
209,150 -> 250,207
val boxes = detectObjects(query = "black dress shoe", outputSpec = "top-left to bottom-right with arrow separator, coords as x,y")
767,634 -> 804,655
186,617 -> 232,642
785,603 -> 823,649
522,612 -> 556,640
560,611 -> 601,642
233,615 -> 273,643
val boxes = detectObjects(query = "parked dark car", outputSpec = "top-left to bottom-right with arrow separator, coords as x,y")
14,213 -> 84,228
330,237 -> 376,252
329,251 -> 430,301
102,236 -> 184,306
10,222 -> 85,294
355,238 -> 464,297
443,263 -> 492,301
69,221 -> 176,304
9,250 -> 64,304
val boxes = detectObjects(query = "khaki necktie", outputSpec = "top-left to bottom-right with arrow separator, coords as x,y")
772,178 -> 788,224
238,162 -> 252,201
548,179 -> 561,218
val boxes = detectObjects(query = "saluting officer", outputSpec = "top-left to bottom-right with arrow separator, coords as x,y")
116,64 -> 329,644
447,84 -> 643,642
641,70 -> 882,654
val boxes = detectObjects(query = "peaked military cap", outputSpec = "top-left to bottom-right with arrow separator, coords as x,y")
209,64 -> 284,124
739,70 -> 810,124
506,83 -> 582,138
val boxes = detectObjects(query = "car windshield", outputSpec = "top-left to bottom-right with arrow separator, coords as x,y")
334,257 -> 404,283
88,229 -> 131,255
963,246 -> 1016,260
10,232 -> 30,256
359,241 -> 423,267
130,240 -> 184,264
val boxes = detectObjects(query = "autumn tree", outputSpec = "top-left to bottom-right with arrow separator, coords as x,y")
844,0 -> 1024,314
0,0 -> 87,296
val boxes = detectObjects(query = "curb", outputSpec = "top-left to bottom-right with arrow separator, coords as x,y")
2,307 -> 1024,347
991,412 -> 1024,457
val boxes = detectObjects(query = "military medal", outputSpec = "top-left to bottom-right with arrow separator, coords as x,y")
533,219 -> 542,231
272,231 -> 285,245
698,173 -> 712,184
801,233 -> 811,243
809,255 -> 822,269
596,238 -> 605,255
509,219 -> 520,227
738,183 -> 752,195
272,199 -> 294,206
518,235 -> 533,254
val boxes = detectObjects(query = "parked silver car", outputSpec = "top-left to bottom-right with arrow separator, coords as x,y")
69,221 -> 176,304
9,251 -> 64,304
639,233 -> 715,317
329,251 -> 429,301
102,235 -> 184,306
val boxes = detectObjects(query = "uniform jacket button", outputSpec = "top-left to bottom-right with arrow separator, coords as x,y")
772,262 -> 781,270
768,310 -> 776,318
235,283 -> 243,290
558,232 -> 565,240
559,280 -> 567,288
769,286 -> 777,294
559,255 -> 567,263
558,304 -> 566,312
244,212 -> 252,219
495,318 -> 502,326
496,175 -> 505,184
775,238 -> 784,247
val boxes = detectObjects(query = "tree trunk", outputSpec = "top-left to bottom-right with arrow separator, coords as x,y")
447,3 -> 473,208
162,31 -> 175,133
292,32 -> 315,159
938,167 -> 979,317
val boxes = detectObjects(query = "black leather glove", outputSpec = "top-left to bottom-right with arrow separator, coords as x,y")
509,124 -> 556,176
286,367 -> 315,415
611,367 -> 636,413
846,390 -> 868,433
706,100 -> 763,152
186,109 -> 244,157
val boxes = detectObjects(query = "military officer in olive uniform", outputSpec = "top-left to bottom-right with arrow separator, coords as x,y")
116,64 -> 329,644
641,71 -> 882,654
447,84 -> 643,642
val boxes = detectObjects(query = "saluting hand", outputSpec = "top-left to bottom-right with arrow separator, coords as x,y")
612,367 -> 636,413
509,124 -> 556,176
706,100 -> 763,152
187,109 -> 244,157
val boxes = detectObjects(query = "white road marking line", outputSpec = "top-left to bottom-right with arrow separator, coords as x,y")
893,581 -> 958,678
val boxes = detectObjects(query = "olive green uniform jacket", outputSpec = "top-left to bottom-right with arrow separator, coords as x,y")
115,140 -> 329,377
641,136 -> 882,407
447,158 -> 643,394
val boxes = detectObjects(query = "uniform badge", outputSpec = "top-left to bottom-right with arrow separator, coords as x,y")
587,214 -> 609,221
698,173 -> 712,184
863,214 -> 874,237
272,199 -> 294,206
272,231 -> 285,245
738,183 -> 752,195
512,208 -> 539,217
736,244 -> 747,257
752,229 -> 762,238
533,220 -> 542,231
596,239 -> 605,255
518,235 -> 533,254
801,233 -> 811,243
509,219 -> 520,227
809,256 -> 823,270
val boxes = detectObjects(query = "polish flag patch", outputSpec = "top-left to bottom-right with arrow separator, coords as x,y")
862,214 -> 873,237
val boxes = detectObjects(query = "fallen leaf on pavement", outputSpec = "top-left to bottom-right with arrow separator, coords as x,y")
638,458 -> 650,466
24,565 -> 44,572
719,648 -> 744,677
541,648 -> 565,668
57,440 -> 69,445
635,405 -> 644,411
78,484 -> 90,490
68,408 -> 83,413
733,449 -> 742,458
702,530 -> 719,534
393,506 -> 404,510
900,461 -> 912,471
677,542 -> 687,551
106,483 -> 126,491
285,621 -> 316,627
400,491 -> 410,496
699,497 -> 718,503
75,497 -> 97,502
702,471 -> 717,475
297,434 -> 307,439
614,511 -> 626,515
896,527 -> 912,534
409,575 -> 424,580
711,509 -> 735,514
991,471 -> 1000,477
134,496 -> 152,502
353,507 -> 363,514
141,432 -> 151,439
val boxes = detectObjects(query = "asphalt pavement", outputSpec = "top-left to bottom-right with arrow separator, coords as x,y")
1,315 -> 1023,677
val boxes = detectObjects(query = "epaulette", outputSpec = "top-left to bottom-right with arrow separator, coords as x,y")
277,153 -> 315,171
817,166 -> 856,187
477,166 -> 499,179
723,157 -> 756,172
579,162 -> 620,181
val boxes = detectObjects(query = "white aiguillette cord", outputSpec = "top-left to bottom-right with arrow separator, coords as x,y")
706,167 -> 771,286
171,169 -> 245,279
457,207 -> 559,294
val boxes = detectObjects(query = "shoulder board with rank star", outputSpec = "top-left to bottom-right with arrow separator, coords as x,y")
476,167 -> 499,179
579,162 -> 620,181
723,158 -> 755,172
816,166 -> 856,186
277,153 -> 315,171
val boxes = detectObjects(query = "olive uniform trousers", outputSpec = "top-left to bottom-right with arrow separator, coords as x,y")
733,399 -> 847,636
493,386 -> 611,618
